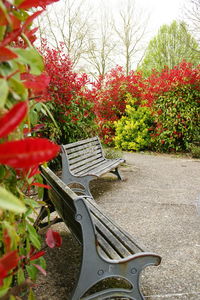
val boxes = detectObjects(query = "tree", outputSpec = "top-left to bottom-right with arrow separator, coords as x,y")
139,20 -> 200,76
182,0 -> 200,44
114,0 -> 148,75
37,0 -> 92,68
84,11 -> 116,79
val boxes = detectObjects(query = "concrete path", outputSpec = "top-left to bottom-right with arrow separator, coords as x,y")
35,152 -> 200,300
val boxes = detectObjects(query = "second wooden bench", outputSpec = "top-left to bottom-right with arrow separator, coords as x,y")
61,136 -> 125,197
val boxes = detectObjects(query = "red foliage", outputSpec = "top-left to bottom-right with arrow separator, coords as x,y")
0,250 -> 19,286
0,102 -> 28,138
21,73 -> 50,93
0,138 -> 60,168
88,66 -> 145,144
142,61 -> 200,106
0,46 -> 18,62
40,42 -> 89,105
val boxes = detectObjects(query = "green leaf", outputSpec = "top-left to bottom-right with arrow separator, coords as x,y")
8,77 -> 28,100
29,109 -> 38,126
0,26 -> 6,42
14,48 -> 44,75
0,186 -> 26,213
27,223 -> 41,249
26,265 -> 38,281
28,288 -> 36,300
0,288 -> 9,298
0,165 -> 5,179
17,268 -> 25,285
0,79 -> 9,108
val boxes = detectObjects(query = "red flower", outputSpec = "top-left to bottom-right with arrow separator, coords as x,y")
45,229 -> 62,248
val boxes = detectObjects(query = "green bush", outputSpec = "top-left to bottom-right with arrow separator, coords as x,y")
114,95 -> 153,151
151,86 -> 200,152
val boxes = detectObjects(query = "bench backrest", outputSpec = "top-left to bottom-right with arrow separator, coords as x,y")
61,136 -> 105,175
41,166 -> 82,243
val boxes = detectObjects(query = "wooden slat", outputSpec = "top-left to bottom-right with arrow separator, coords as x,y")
86,199 -> 144,254
63,136 -> 99,149
76,159 -> 124,176
97,234 -> 121,260
72,157 -> 106,175
65,140 -> 100,154
67,146 -> 101,161
70,153 -> 103,171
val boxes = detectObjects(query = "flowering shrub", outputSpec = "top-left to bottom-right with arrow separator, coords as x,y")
90,66 -> 145,145
0,0 -> 62,298
114,94 -> 153,151
39,42 -> 97,145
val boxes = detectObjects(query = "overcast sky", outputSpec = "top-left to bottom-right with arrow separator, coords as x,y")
95,0 -> 187,37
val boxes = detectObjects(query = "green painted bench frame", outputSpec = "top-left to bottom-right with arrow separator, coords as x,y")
36,166 -> 161,300
61,136 -> 125,197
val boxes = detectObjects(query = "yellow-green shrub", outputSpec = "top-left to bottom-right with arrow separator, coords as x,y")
114,95 -> 153,151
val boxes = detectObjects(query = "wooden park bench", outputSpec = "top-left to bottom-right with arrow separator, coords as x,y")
36,166 -> 162,300
61,136 -> 125,197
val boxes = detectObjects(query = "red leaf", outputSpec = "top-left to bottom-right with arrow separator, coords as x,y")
30,250 -> 46,261
0,250 -> 19,286
45,229 -> 62,248
10,15 -> 21,30
31,182 -> 51,189
0,102 -> 28,138
0,47 -> 18,62
23,10 -> 43,28
18,0 -> 59,9
0,138 -> 60,168
21,73 -> 50,92
3,229 -> 11,252
27,165 -> 41,178
0,8 -> 7,26
32,263 -> 46,276
0,29 -> 22,47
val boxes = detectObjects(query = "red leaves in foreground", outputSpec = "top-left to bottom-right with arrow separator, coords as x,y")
0,102 -> 28,138
45,229 -> 62,248
0,250 -> 19,286
18,0 -> 60,9
0,47 -> 18,62
0,138 -> 60,168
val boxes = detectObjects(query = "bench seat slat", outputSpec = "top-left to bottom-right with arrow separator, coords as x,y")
65,140 -> 101,154
68,147 -> 102,162
64,136 -> 99,149
97,234 -> 122,260
92,213 -> 132,258
76,159 -> 124,177
71,157 -> 106,175
69,153 -> 103,170
86,198 -> 144,254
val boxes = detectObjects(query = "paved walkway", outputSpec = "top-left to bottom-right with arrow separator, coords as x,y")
35,152 -> 200,300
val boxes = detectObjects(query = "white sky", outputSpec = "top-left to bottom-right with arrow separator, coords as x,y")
96,0 -> 187,37
135,0 -> 186,35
